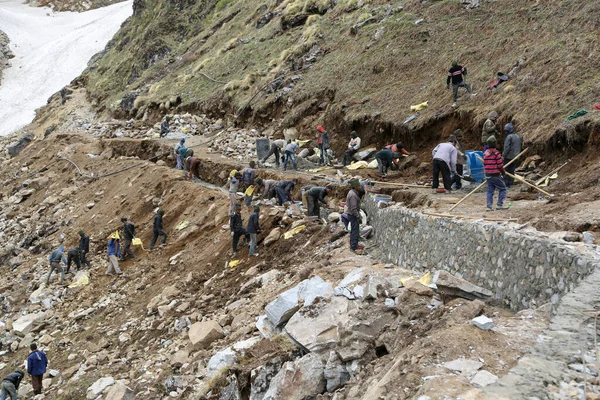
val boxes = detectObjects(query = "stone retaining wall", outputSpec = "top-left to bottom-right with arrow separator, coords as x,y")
365,198 -> 598,311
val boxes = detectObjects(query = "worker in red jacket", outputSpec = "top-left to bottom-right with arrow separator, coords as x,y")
483,136 -> 508,211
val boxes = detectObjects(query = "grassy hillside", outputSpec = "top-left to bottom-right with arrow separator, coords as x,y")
84,0 -> 600,149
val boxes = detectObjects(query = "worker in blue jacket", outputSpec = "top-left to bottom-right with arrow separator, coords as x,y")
27,343 -> 48,395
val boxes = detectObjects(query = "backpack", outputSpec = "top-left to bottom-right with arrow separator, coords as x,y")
179,146 -> 188,158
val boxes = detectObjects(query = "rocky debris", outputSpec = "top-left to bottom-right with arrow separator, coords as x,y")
249,357 -> 284,400
471,315 -> 494,330
263,227 -> 282,246
461,0 -> 480,9
188,320 -> 225,349
206,336 -> 262,378
433,270 -> 493,301
105,381 -> 135,400
0,31 -> 14,84
262,353 -> 326,400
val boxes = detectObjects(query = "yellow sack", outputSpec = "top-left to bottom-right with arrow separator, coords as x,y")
284,225 -> 306,239
176,221 -> 190,230
68,274 -> 89,288
229,169 -> 238,178
108,231 -> 120,240
245,185 -> 255,196
229,260 -> 240,268
410,101 -> 428,112
296,140 -> 310,147
368,159 -> 378,169
400,276 -> 415,285
132,238 -> 143,246
346,161 -> 369,170
418,272 -> 431,286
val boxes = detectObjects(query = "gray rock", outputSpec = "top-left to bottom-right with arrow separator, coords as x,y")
471,315 -> 494,330
568,363 -> 598,376
6,134 -> 33,158
324,351 -> 350,392
219,375 -> 242,400
249,357 -> 284,400
87,377 -> 115,399
583,232 -> 595,244
470,370 -> 498,387
353,148 -> 376,161
263,353 -> 326,400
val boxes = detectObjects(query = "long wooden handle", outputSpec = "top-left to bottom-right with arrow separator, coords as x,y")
504,172 -> 553,197
373,181 -> 427,188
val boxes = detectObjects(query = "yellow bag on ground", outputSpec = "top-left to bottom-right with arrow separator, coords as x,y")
368,159 -> 378,169
400,276 -> 415,285
296,140 -> 310,147
347,161 -> 369,170
68,274 -> 89,288
284,225 -> 306,239
418,272 -> 431,286
245,185 -> 255,196
132,238 -> 143,246
176,221 -> 190,230
229,260 -> 240,268
410,101 -> 428,111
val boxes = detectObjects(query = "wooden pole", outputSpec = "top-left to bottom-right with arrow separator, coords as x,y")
535,161 -> 569,186
504,172 -> 553,197
449,147 -> 529,212
373,181 -> 427,188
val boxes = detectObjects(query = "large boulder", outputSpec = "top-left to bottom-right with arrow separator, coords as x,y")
188,320 -> 224,349
263,353 -> 326,400
265,276 -> 333,327
263,227 -> 282,247
13,313 -> 41,336
284,296 -> 353,353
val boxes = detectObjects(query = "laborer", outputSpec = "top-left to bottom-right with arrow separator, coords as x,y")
307,186 -> 332,217
482,111 -> 499,149
385,142 -> 411,170
343,131 -> 361,166
276,179 -> 297,205
65,247 -> 81,274
453,130 -> 468,190
160,116 -> 171,138
346,180 -> 362,252
255,178 -> 278,200
301,184 -> 315,207
0,371 -> 24,400
247,205 -> 261,256
502,123 -> 522,188
186,156 -> 200,180
447,61 -> 473,106
230,204 -> 250,256
432,136 -> 458,193
241,161 -> 256,206
46,244 -> 67,286
483,136 -> 508,211
106,231 -> 123,276
316,125 -> 331,166
283,141 -> 299,171
149,209 -> 167,250
229,171 -> 242,214
260,139 -> 286,168
27,343 -> 47,395
174,138 -> 185,170
120,217 -> 136,261
375,147 -> 394,177
78,230 -> 91,268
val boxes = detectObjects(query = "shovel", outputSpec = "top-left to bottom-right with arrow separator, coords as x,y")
456,173 -> 476,183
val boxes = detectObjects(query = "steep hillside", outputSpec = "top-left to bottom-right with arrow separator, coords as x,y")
83,0 -> 600,151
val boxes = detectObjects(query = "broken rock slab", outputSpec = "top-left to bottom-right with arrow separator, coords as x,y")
470,370 -> 498,388
188,320 -> 224,349
87,377 -> 115,399
433,270 -> 493,300
104,381 -> 135,400
206,337 -> 262,378
265,276 -> 333,327
262,353 -> 326,400
13,313 -> 42,336
285,296 -> 353,353
443,358 -> 483,373
471,315 -> 494,330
